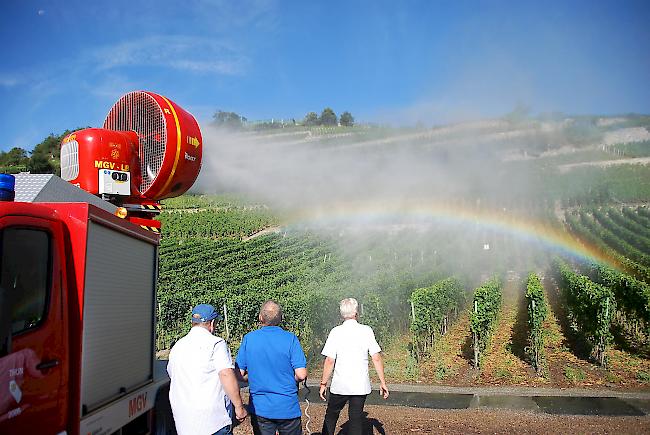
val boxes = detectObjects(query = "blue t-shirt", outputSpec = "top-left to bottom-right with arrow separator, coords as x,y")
236,326 -> 306,419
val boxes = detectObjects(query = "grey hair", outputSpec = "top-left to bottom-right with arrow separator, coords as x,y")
192,320 -> 213,328
260,300 -> 283,326
339,298 -> 358,319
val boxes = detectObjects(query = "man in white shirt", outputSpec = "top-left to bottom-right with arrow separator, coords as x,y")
319,298 -> 389,435
168,304 -> 247,435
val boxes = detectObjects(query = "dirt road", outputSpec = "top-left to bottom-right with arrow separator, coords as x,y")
232,404 -> 650,434
558,156 -> 650,172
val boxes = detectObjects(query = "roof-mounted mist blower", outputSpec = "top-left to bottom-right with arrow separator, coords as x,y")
60,91 -> 203,232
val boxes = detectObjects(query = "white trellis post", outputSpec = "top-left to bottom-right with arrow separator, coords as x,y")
410,300 -> 416,323
223,302 -> 229,340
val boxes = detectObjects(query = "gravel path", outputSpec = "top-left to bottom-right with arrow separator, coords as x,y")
232,404 -> 650,434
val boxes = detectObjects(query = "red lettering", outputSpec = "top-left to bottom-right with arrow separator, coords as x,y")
128,393 -> 147,418
128,397 -> 137,418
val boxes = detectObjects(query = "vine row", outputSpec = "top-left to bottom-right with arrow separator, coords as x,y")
470,277 -> 502,369
409,277 -> 466,359
525,272 -> 548,373
554,259 -> 615,366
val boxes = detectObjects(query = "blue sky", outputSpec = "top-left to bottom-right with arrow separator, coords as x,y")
1,0 -> 649,151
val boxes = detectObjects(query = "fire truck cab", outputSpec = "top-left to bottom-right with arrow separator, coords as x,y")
0,174 -> 168,434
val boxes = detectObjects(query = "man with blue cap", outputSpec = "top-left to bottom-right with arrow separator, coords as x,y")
168,303 -> 248,434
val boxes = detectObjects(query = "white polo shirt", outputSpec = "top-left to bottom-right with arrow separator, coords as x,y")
321,319 -> 381,395
167,326 -> 234,435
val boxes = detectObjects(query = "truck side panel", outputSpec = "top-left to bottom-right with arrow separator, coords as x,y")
80,220 -> 156,413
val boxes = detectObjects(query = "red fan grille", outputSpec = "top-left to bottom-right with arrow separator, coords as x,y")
104,91 -> 167,194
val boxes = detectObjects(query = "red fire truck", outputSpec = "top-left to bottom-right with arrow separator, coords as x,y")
0,91 -> 202,434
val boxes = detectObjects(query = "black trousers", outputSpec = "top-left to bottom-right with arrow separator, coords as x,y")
251,414 -> 302,435
321,393 -> 367,435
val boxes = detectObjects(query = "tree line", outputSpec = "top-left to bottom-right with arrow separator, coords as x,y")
2,103 -> 358,174
302,107 -> 354,127
0,129 -> 78,174
212,107 -> 355,130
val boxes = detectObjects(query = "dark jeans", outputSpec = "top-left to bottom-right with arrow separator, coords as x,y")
213,424 -> 232,435
322,393 -> 367,435
251,414 -> 302,435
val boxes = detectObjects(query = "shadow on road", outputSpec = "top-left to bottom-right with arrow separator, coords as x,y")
310,411 -> 385,435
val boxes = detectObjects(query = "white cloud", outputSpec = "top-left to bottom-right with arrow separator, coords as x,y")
195,0 -> 277,30
37,9 -> 45,16
93,35 -> 248,76
0,75 -> 20,88
87,73 -> 140,102
169,59 -> 242,75
27,76 -> 64,107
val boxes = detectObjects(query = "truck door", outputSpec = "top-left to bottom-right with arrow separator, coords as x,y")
0,216 -> 67,434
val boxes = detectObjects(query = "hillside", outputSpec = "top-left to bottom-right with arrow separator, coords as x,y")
197,115 -> 650,208
151,113 -> 650,390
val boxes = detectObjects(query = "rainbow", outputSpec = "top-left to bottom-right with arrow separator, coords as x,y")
287,200 -> 619,269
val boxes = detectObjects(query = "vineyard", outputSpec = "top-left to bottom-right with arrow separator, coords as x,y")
155,194 -> 650,390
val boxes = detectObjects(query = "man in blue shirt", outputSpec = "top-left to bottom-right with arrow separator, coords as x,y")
236,300 -> 307,435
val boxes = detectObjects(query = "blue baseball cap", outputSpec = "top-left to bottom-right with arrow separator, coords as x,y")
191,304 -> 222,323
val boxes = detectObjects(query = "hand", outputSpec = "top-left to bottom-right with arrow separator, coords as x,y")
319,384 -> 327,401
234,404 -> 248,421
379,382 -> 389,399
